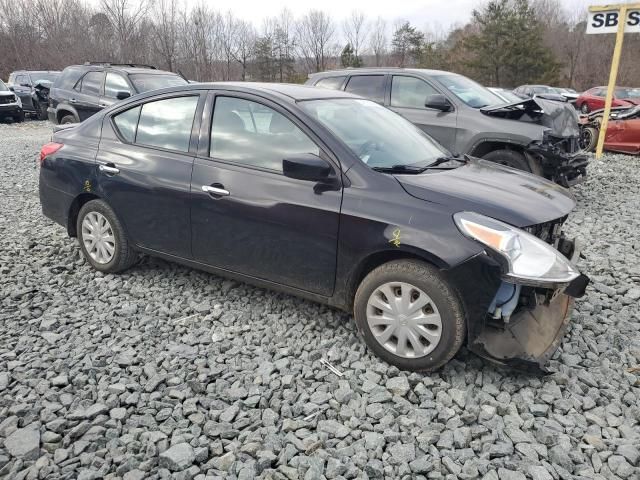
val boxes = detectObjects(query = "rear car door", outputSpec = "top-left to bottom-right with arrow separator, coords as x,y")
388,75 -> 458,151
97,92 -> 204,257
190,92 -> 342,295
73,71 -> 105,121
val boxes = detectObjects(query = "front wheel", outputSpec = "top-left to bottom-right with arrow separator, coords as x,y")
354,260 -> 466,372
35,101 -> 48,120
483,149 -> 540,175
579,126 -> 598,152
77,199 -> 137,273
60,114 -> 77,124
13,111 -> 25,123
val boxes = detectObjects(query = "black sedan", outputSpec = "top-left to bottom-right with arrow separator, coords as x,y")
38,83 -> 588,372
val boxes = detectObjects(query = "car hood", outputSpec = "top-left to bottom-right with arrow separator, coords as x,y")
396,159 -> 575,227
481,97 -> 580,138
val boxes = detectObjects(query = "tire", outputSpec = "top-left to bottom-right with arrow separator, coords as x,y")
580,103 -> 589,114
354,260 -> 466,372
579,126 -> 598,152
13,111 -> 25,123
77,199 -> 137,273
60,114 -> 77,124
483,149 -> 535,173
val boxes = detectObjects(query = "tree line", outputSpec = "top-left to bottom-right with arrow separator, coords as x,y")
1,0 -> 639,90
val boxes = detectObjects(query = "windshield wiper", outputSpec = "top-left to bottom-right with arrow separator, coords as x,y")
371,164 -> 430,174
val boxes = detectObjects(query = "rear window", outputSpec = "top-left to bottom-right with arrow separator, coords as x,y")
129,74 -> 187,93
345,75 -> 386,103
315,76 -> 346,90
57,68 -> 85,89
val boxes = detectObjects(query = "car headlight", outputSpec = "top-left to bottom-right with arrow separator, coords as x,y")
454,211 -> 579,285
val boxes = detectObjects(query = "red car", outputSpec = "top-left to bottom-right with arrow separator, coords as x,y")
576,86 -> 640,114
579,106 -> 640,155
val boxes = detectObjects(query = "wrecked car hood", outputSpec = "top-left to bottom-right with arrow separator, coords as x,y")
396,159 -> 575,227
481,97 -> 580,138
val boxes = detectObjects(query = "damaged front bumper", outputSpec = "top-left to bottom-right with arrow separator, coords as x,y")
526,135 -> 588,188
446,236 -> 589,373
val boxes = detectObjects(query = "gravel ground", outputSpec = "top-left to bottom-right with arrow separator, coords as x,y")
1,120 -> 639,480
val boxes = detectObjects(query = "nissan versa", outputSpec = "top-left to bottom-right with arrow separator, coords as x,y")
38,83 -> 589,372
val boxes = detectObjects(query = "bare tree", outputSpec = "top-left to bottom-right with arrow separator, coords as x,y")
231,20 -> 256,80
100,0 -> 149,59
153,0 -> 179,71
343,10 -> 368,61
369,17 -> 387,66
296,10 -> 336,73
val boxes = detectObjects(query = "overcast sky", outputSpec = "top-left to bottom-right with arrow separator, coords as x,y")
173,0 -> 631,33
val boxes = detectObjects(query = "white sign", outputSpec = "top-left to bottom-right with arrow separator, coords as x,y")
587,9 -> 640,34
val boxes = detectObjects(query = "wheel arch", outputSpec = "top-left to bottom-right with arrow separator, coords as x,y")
469,140 -> 526,158
67,192 -> 101,237
57,106 -> 79,123
345,248 -> 448,311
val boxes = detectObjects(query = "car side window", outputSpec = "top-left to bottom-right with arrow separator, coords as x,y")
80,71 -> 104,96
315,76 -> 346,90
345,75 -> 386,103
113,106 -> 141,143
135,96 -> 199,152
104,73 -> 131,99
210,96 -> 320,173
390,76 -> 440,109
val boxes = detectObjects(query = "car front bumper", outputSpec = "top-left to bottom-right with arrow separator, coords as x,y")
0,104 -> 23,117
446,236 -> 589,373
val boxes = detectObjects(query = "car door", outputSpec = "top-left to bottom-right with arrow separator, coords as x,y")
388,75 -> 458,151
13,74 -> 34,110
97,92 -> 204,257
101,72 -> 133,109
190,92 -> 342,296
73,71 -> 105,120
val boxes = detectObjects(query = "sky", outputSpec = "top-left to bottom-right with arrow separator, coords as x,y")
174,0 -> 636,33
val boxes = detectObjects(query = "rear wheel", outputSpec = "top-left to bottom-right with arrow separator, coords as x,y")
77,199 -> 137,273
60,114 -> 76,124
483,149 -> 539,174
354,260 -> 465,372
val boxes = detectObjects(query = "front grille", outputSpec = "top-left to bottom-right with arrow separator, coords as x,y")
525,216 -> 567,244
0,95 -> 16,105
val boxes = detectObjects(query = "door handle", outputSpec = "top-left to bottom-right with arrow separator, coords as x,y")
99,164 -> 120,175
201,185 -> 230,196
69,98 -> 77,103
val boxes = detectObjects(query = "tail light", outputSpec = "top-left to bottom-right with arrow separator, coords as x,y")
39,142 -> 63,165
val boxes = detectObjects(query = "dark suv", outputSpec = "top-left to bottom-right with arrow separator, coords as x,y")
7,70 -> 60,119
307,68 -> 588,187
48,63 -> 188,124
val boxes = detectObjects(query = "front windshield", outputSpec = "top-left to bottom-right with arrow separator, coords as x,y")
31,72 -> 59,84
0,80 -> 8,91
435,74 -> 502,108
130,74 -> 187,93
498,89 -> 522,103
299,98 -> 448,169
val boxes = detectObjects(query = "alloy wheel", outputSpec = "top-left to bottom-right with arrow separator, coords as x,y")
366,282 -> 443,358
81,211 -> 116,264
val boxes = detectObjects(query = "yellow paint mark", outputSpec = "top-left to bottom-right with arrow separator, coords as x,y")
83,180 -> 91,192
389,228 -> 401,247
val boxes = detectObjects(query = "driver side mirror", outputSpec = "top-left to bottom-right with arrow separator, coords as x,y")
116,91 -> 131,100
425,94 -> 452,112
283,153 -> 333,182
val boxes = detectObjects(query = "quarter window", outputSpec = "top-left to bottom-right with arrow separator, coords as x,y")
315,76 -> 346,90
391,76 -> 440,109
113,106 -> 141,143
345,76 -> 386,103
80,71 -> 104,95
135,96 -> 199,152
210,96 -> 320,173
105,73 -> 131,99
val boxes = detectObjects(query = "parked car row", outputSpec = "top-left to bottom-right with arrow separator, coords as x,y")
38,74 -> 590,372
2,63 -> 187,124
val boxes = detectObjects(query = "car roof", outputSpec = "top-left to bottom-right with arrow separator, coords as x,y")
65,65 -> 177,75
207,82 -> 361,101
12,70 -> 60,75
309,67 -> 456,78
